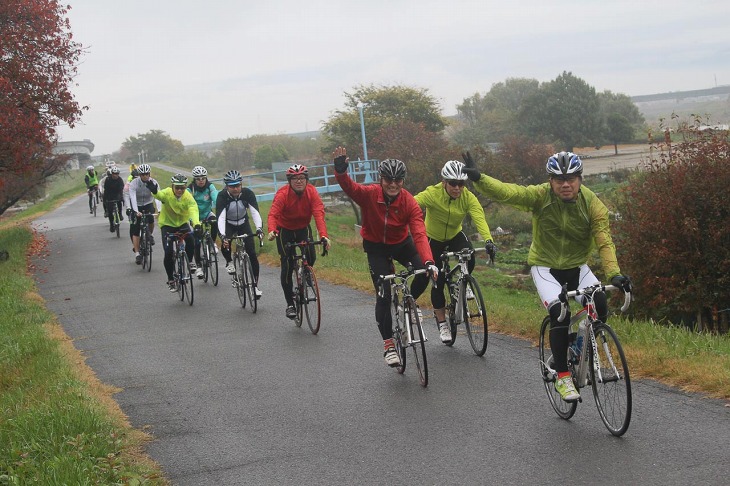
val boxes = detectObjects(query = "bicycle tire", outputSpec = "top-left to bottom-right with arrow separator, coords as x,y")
201,239 -> 210,283
539,316 -> 577,419
144,229 -> 153,272
180,251 -> 194,306
92,196 -> 97,217
242,253 -> 257,313
463,275 -> 488,356
393,312 -> 406,375
302,265 -> 321,334
115,220 -> 120,238
207,237 -> 219,286
292,267 -> 303,327
590,322 -> 632,436
234,253 -> 246,307
405,296 -> 428,387
444,283 -> 458,346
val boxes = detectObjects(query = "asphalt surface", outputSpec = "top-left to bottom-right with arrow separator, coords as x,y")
33,194 -> 729,485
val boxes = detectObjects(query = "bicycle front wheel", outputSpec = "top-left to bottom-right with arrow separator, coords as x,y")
539,316 -> 577,419
207,237 -> 219,286
180,252 -> 194,306
144,230 -> 153,272
405,297 -> 428,387
92,197 -> 97,217
234,254 -> 246,307
462,275 -> 488,356
242,253 -> 257,313
302,265 -> 321,334
590,322 -> 632,436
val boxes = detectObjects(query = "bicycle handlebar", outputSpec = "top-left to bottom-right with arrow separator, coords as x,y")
440,246 -> 488,262
230,233 -> 264,247
284,239 -> 329,257
558,283 -> 632,321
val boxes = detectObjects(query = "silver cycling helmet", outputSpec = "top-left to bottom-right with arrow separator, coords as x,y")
137,164 -> 151,174
441,160 -> 468,180
378,158 -> 406,180
192,166 -> 208,177
223,170 -> 243,185
546,151 -> 583,177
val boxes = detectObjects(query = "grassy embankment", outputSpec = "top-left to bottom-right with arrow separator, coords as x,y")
0,168 -> 174,484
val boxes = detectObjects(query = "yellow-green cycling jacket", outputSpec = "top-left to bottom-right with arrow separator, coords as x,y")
472,175 -> 621,278
153,187 -> 200,229
414,183 -> 493,243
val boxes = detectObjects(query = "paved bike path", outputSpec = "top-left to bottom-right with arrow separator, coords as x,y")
32,195 -> 729,485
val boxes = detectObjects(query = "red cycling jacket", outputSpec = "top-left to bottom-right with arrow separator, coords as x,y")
267,183 -> 328,237
336,171 -> 433,263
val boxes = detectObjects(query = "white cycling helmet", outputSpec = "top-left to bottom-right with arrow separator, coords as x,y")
192,166 -> 208,177
86,165 -> 94,171
137,164 -> 151,174
441,160 -> 468,180
546,151 -> 583,177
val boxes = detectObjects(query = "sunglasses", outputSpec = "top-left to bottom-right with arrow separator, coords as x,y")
551,175 -> 579,183
290,176 -> 307,181
446,180 -> 465,187
382,177 -> 404,185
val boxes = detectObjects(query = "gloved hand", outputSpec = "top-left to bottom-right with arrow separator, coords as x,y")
462,150 -> 476,168
611,274 -> 633,293
462,167 -> 481,182
425,261 -> 439,280
145,180 -> 158,194
267,230 -> 278,241
193,224 -> 202,237
256,228 -> 264,238
333,149 -> 349,174
321,236 -> 331,250
485,240 -> 497,262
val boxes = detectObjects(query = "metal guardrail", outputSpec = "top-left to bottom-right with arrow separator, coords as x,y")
238,159 -> 380,202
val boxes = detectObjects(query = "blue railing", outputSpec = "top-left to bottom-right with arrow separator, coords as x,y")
242,159 -> 380,202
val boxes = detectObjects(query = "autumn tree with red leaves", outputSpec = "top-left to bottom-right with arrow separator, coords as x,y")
0,0 -> 85,216
614,126 -> 730,332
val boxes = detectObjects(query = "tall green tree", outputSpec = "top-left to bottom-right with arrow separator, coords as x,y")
605,113 -> 635,155
597,90 -> 645,152
321,84 -> 446,159
519,71 -> 602,151
121,129 -> 184,163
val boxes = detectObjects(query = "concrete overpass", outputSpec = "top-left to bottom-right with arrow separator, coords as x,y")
53,140 -> 95,169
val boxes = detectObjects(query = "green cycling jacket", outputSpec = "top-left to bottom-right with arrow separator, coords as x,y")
473,175 -> 621,278
414,183 -> 493,243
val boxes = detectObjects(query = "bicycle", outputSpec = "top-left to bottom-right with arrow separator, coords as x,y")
538,283 -> 632,436
284,239 -> 328,334
378,266 -> 431,387
88,187 -> 99,216
230,233 -> 263,313
167,230 -> 194,306
440,246 -> 490,356
199,217 -> 219,286
135,210 -> 156,272
107,200 -> 122,238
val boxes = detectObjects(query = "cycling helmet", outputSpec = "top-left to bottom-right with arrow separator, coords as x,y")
86,165 -> 94,171
546,151 -> 583,177
441,160 -> 468,180
110,166 -> 120,174
286,164 -> 308,180
137,163 -> 151,174
192,166 -> 208,177
378,158 -> 406,180
223,170 -> 243,185
171,173 -> 188,186
129,163 -> 137,173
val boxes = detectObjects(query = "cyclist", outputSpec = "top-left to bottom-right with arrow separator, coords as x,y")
148,173 -> 201,291
267,164 -> 331,319
129,163 -> 159,264
84,165 -> 99,214
216,169 -> 264,298
411,160 -> 497,344
333,146 -> 438,368
102,166 -> 125,232
188,165 -> 219,279
462,150 -> 632,402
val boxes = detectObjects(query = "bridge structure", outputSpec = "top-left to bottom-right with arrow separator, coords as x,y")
53,140 -> 95,169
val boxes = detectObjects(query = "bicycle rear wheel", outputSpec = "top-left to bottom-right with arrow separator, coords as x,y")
463,275 -> 488,356
405,297 -> 428,387
242,253 -> 257,313
232,254 -> 246,307
590,322 -> 632,436
302,266 -> 321,334
180,252 -> 194,306
539,316 -> 577,419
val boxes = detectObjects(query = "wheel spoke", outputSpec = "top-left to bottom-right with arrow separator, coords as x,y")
590,322 -> 632,436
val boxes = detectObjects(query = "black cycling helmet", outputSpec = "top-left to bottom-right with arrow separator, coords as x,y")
223,170 -> 243,185
378,158 -> 406,180
546,151 -> 583,177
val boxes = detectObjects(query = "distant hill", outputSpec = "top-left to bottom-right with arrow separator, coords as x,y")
632,86 -> 730,125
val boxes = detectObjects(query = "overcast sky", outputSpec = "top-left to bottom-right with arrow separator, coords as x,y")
57,0 -> 730,155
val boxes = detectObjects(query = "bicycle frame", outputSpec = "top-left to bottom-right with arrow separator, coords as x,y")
379,268 -> 429,346
441,247 -> 487,324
